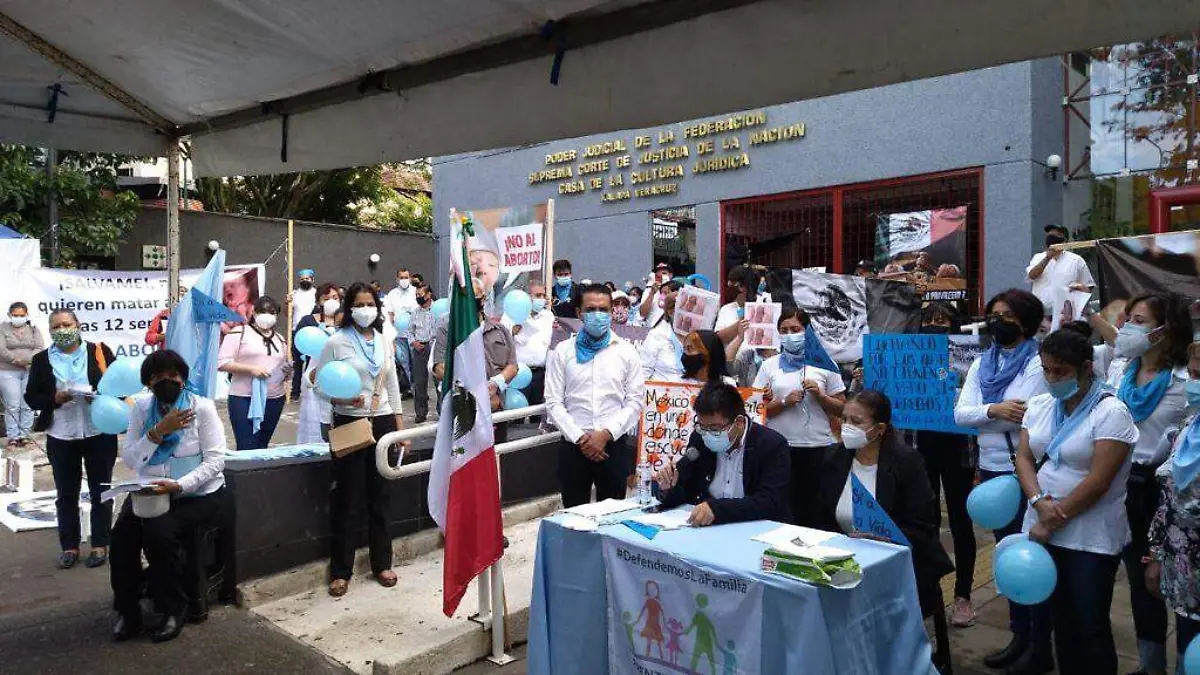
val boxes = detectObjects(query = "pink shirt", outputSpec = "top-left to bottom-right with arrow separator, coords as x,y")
217,328 -> 289,398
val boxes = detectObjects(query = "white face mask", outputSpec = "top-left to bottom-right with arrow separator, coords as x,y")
398,279 -> 411,290
254,313 -> 277,330
841,424 -> 872,450
8,315 -> 28,327
351,306 -> 378,328
1114,323 -> 1158,359
322,298 -> 341,316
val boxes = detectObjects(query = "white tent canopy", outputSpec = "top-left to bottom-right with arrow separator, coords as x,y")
2,0 -> 1199,176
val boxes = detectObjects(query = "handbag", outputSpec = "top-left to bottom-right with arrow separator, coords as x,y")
329,346 -> 390,458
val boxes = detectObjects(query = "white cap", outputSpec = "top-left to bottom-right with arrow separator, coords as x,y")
611,290 -> 629,303
581,278 -> 593,285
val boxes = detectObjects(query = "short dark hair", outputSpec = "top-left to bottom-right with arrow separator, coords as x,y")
396,268 -> 410,276
1044,224 -> 1068,238
922,301 -> 962,331
1125,292 -> 1193,368
1039,329 -> 1093,372
1059,320 -> 1092,340
253,295 -> 281,314
316,282 -> 340,301
339,281 -> 385,331
778,305 -> 810,328
985,288 -> 1044,339
693,382 -> 744,422
8,302 -> 27,314
49,308 -> 79,325
141,349 -> 189,385
578,283 -> 612,303
727,265 -> 750,286
552,259 -> 572,274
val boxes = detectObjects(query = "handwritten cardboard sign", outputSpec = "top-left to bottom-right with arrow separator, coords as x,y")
862,333 -> 970,434
851,474 -> 910,546
636,380 -> 766,470
497,223 -> 544,274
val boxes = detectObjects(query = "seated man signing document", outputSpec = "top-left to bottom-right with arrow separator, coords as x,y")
654,383 -> 791,526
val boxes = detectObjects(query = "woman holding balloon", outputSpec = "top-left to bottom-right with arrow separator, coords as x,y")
294,285 -> 343,442
23,309 -> 118,569
1014,328 -> 1138,675
313,282 -> 406,597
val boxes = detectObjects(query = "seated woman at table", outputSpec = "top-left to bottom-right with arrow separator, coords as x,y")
653,382 -> 791,526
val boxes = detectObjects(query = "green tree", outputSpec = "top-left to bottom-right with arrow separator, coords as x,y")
0,144 -> 141,264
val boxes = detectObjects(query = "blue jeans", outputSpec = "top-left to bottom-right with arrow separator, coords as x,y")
228,395 -> 285,450
1047,545 -> 1120,675
978,468 -> 1051,648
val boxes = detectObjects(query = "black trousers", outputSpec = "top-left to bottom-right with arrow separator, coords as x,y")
290,353 -> 306,398
329,413 -> 397,580
789,444 -> 830,528
46,434 -> 117,550
410,341 -> 431,419
916,431 -> 977,599
1047,545 -> 1121,675
110,488 -> 228,618
1121,463 -> 1168,666
557,437 -> 633,508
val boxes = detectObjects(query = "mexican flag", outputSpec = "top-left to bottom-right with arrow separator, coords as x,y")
428,219 -> 504,617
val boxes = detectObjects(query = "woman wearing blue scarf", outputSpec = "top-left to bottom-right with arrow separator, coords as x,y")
1103,292 -> 1192,675
1146,339 -> 1200,673
953,289 -> 1051,672
1015,329 -> 1138,675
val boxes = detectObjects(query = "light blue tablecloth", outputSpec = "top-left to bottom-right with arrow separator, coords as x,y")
527,516 -> 936,675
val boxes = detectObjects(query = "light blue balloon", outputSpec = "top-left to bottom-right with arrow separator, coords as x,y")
503,290 -> 533,326
966,474 -> 1022,530
1185,633 -> 1200,674
317,361 -> 361,399
504,388 -> 529,410
687,273 -> 713,291
431,298 -> 450,319
97,357 -> 144,397
511,363 -> 533,390
294,325 -> 330,358
994,540 -> 1057,605
393,311 -> 412,335
90,395 -> 129,435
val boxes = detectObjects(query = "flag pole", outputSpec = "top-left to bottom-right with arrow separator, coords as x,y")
543,199 -> 555,284
286,219 -> 294,402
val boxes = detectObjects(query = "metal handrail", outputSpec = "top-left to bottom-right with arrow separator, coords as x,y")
374,404 -> 561,480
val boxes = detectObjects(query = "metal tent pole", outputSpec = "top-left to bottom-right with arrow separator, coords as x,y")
167,141 -> 181,299
486,560 -> 513,665
46,148 -> 58,266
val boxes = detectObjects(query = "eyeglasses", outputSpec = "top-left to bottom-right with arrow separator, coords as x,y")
695,419 -> 736,434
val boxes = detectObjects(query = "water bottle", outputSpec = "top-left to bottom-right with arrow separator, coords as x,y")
636,461 -> 653,505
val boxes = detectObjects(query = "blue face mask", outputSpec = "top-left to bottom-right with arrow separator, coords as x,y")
1047,377 -> 1080,400
780,332 -> 805,355
1186,380 -> 1200,408
699,425 -> 735,453
555,275 -> 572,287
532,298 -> 546,313
582,311 -> 611,338
757,280 -> 767,295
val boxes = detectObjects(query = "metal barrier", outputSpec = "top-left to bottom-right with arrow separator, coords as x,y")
374,403 -> 561,665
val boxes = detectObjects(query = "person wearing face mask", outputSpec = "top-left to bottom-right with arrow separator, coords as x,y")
503,280 -> 554,414
288,269 -> 317,397
954,288 -> 1051,672
544,284 -> 643,508
550,258 -> 582,319
637,262 -> 675,326
384,268 -> 419,398
680,330 -> 734,386
0,301 -> 43,449
108,349 -> 228,643
638,280 -> 685,381
654,382 -> 791,526
1100,292 -> 1192,675
1014,329 -> 1138,675
405,285 -> 437,423
610,291 -> 633,326
218,295 -> 290,450
914,302 -> 979,628
434,278 -> 518,418
816,389 -> 955,671
296,284 -> 344,443
313,282 -> 406,597
753,307 -> 847,528
1026,224 -> 1095,311
626,287 -> 644,325
1145,339 -> 1200,672
714,266 -> 760,349
24,309 -> 117,569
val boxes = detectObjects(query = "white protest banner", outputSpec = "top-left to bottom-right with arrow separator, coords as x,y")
497,222 -> 544,274
604,538 -> 763,675
637,381 -> 765,469
673,285 -> 721,334
20,265 -> 264,359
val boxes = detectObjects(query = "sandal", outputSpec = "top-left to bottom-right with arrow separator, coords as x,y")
328,579 -> 349,597
374,570 -> 398,588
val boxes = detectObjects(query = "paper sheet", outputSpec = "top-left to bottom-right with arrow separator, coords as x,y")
627,506 -> 694,530
561,498 -> 644,520
100,478 -> 160,503
752,524 -> 839,549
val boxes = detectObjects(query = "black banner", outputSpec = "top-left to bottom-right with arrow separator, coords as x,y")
1095,232 -> 1200,310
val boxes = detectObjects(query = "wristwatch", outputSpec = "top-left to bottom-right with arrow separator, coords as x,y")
1028,492 -> 1050,508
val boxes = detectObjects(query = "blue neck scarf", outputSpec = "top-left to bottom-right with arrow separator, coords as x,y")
575,327 -> 611,364
144,388 -> 194,465
344,327 -> 383,378
553,282 -> 573,304
1117,359 -> 1172,423
1046,380 -> 1109,466
979,339 -> 1038,404
48,343 -> 88,385
1172,415 -> 1200,495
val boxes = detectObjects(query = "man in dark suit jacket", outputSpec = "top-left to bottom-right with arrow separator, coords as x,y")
655,383 -> 791,526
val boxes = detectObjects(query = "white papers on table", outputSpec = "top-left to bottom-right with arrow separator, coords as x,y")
626,506 -> 694,531
752,524 -> 839,549
561,498 -> 644,522
559,514 -> 599,532
100,478 -> 160,503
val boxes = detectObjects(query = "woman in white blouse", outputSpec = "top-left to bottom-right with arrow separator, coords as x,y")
109,349 -> 228,644
753,306 -> 845,528
1015,329 -> 1138,675
639,280 -> 684,381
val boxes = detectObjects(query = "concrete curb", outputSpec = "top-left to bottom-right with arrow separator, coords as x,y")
372,606 -> 530,675
238,494 -> 561,608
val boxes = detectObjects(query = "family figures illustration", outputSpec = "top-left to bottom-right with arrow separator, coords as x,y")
622,580 -> 738,675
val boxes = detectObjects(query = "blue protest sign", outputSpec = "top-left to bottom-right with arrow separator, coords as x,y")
862,333 -> 973,434
851,474 -> 910,546
190,287 -> 244,324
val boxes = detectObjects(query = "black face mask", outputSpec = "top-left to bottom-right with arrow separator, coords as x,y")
1045,234 -> 1066,247
681,353 -> 707,377
987,317 -> 1024,347
299,280 -> 313,290
152,379 -> 183,404
921,324 -> 950,334
418,295 -> 431,306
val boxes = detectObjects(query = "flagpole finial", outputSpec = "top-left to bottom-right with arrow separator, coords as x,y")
461,217 -> 476,238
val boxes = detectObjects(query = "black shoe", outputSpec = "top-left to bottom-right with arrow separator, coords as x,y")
58,551 -> 79,570
187,601 -> 209,625
112,613 -> 142,642
1005,646 -> 1053,675
85,550 -> 108,568
151,615 -> 184,643
983,635 -> 1029,670
415,415 -> 427,424
502,536 -> 510,549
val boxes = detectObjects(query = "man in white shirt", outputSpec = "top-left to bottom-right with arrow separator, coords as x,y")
544,284 -> 644,507
637,262 -> 675,326
1026,224 -> 1095,311
384,268 -> 419,396
503,280 -> 554,408
289,268 -> 317,397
